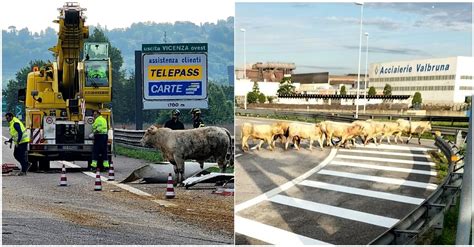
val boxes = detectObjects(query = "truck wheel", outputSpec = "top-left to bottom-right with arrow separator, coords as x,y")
39,159 -> 50,171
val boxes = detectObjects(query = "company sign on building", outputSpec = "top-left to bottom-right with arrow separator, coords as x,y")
142,43 -> 208,109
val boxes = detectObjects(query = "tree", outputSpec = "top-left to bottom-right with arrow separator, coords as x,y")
247,91 -> 258,104
383,84 -> 392,96
340,85 -> 347,95
465,96 -> 471,105
3,60 -> 47,114
258,93 -> 266,103
277,77 -> 295,95
412,92 -> 422,106
368,86 -> 376,96
252,81 -> 260,93
267,96 -> 275,103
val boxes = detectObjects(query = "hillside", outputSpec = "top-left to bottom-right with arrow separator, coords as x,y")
2,17 -> 234,87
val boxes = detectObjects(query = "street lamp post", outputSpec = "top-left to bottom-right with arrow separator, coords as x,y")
240,28 -> 246,79
363,32 -> 369,114
240,28 -> 247,109
355,2 -> 364,119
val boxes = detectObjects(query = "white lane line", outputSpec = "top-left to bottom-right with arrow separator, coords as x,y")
299,180 -> 425,205
330,161 -> 438,176
335,154 -> 436,167
235,216 -> 332,245
269,195 -> 399,228
355,143 -> 434,152
338,149 -> 431,158
235,148 -> 338,212
318,170 -> 438,190
2,136 -> 9,141
59,161 -> 152,197
235,153 -> 243,158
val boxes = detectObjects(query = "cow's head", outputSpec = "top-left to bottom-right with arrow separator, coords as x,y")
140,125 -> 160,147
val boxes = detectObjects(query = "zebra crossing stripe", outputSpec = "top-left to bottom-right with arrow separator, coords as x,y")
330,160 -> 437,176
335,154 -> 436,167
354,143 -> 434,152
318,170 -> 438,190
299,180 -> 425,205
269,195 -> 400,228
235,216 -> 332,245
338,149 -> 431,158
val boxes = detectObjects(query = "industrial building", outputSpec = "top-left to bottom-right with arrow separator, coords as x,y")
369,56 -> 474,104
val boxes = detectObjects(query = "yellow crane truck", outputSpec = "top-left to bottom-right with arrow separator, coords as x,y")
20,2 -> 113,170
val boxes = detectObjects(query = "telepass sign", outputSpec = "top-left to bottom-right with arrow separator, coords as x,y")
142,43 -> 208,109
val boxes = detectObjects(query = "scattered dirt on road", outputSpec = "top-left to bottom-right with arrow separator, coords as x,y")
53,205 -> 116,228
161,187 -> 234,234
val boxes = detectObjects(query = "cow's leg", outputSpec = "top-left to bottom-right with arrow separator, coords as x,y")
266,137 -> 274,151
242,135 -> 249,152
418,133 -> 422,145
294,136 -> 300,150
172,156 -> 185,185
327,133 -> 333,147
257,140 -> 264,150
406,134 -> 412,144
285,136 -> 291,150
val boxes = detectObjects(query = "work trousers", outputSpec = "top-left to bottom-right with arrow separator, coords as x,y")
93,134 -> 108,162
14,143 -> 29,172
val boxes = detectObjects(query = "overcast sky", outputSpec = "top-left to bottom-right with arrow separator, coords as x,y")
0,0 -> 234,33
235,2 -> 473,74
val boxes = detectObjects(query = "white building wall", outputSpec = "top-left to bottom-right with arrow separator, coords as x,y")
369,56 -> 473,104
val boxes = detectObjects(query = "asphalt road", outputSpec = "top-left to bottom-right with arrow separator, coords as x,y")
2,127 -> 233,245
234,116 -> 439,245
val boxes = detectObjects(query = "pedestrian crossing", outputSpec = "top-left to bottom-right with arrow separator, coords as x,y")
235,144 -> 439,245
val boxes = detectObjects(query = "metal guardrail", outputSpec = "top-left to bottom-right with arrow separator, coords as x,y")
114,128 -> 148,149
369,136 -> 465,245
235,108 -> 468,136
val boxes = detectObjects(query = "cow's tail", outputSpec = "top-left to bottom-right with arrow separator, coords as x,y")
224,128 -> 234,167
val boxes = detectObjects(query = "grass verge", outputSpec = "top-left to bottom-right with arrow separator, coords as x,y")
428,150 -> 449,182
431,196 -> 460,245
115,145 -> 163,163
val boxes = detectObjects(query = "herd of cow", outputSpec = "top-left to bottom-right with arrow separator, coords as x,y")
241,119 -> 433,151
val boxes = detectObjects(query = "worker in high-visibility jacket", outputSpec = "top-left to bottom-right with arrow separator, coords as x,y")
5,112 -> 30,176
91,110 -> 109,169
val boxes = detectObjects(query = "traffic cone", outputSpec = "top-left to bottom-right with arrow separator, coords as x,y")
59,164 -> 67,186
165,173 -> 175,199
94,168 -> 102,191
108,161 -> 115,181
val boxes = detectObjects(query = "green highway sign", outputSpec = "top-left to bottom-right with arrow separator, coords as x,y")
142,43 -> 208,53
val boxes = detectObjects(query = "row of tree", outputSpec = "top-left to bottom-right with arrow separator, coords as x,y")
3,28 -> 234,126
3,18 -> 234,86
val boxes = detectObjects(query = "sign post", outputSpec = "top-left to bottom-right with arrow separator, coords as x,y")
141,43 -> 208,109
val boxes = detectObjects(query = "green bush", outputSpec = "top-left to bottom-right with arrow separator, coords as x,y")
258,93 -> 266,103
340,85 -> 347,95
383,84 -> 392,96
368,86 -> 376,96
247,91 -> 258,104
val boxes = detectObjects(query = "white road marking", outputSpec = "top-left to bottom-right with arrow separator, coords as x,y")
2,136 -> 9,141
299,180 -> 425,205
269,195 -> 399,228
235,148 -> 338,212
338,149 -> 431,158
59,161 -> 152,197
354,143 -> 434,152
318,170 -> 438,190
235,216 -> 332,245
330,160 -> 437,176
335,154 -> 436,167
235,153 -> 243,158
